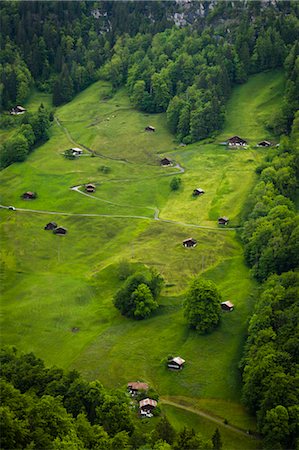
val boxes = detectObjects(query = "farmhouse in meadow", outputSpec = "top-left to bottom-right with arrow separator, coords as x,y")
71,147 -> 83,156
10,105 -> 26,115
44,222 -> 57,230
53,226 -> 67,235
227,136 -> 247,147
183,238 -> 197,248
257,140 -> 272,147
218,216 -> 229,225
145,125 -> 155,132
167,357 -> 186,370
193,188 -> 205,196
85,183 -> 96,193
21,191 -> 36,200
139,398 -> 157,414
221,301 -> 234,312
160,157 -> 172,166
127,382 -> 149,397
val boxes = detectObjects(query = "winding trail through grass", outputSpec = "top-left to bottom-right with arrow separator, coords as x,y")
0,205 -> 238,231
161,398 -> 259,440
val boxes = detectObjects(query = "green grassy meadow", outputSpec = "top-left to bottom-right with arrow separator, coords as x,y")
0,70 -> 284,449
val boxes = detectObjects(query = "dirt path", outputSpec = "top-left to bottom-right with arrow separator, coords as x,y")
160,398 -> 258,439
55,116 -> 131,163
3,121 -> 237,231
0,204 -> 238,232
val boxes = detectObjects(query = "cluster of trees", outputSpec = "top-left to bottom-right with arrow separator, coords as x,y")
0,1 -> 175,109
1,1 -> 298,137
113,267 -> 163,319
0,347 -> 135,449
0,347 -> 222,450
0,41 -> 32,110
241,116 -> 299,448
242,134 -> 298,282
268,42 -> 299,136
0,2 -> 110,108
0,104 -> 52,168
241,272 -> 299,449
184,278 -> 222,334
100,5 -> 298,143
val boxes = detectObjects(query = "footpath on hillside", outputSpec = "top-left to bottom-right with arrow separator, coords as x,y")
161,397 -> 260,440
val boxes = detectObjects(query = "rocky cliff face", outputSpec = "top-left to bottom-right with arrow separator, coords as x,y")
91,0 -> 283,33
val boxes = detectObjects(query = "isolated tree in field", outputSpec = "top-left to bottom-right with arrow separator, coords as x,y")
212,428 -> 222,450
170,177 -> 181,191
183,278 -> 222,334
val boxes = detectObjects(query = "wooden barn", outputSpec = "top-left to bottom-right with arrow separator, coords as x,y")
127,382 -> 149,397
227,136 -> 247,147
218,216 -> 229,225
139,398 -> 157,413
167,356 -> 185,370
221,301 -> 234,311
53,226 -> 67,235
193,188 -> 205,196
85,183 -> 96,193
10,106 -> 26,115
183,238 -> 197,248
160,157 -> 172,166
44,222 -> 57,230
257,140 -> 272,147
71,147 -> 83,156
145,126 -> 155,132
21,191 -> 36,200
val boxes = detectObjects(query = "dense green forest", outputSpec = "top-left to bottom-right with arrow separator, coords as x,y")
240,114 -> 299,449
0,1 -> 298,449
0,347 -> 216,449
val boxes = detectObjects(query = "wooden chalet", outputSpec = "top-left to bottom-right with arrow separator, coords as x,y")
44,222 -> 57,231
167,356 -> 185,370
85,183 -> 96,193
21,191 -> 36,200
257,140 -> 272,147
221,301 -> 234,312
10,106 -> 26,115
139,398 -> 157,413
183,238 -> 197,248
127,382 -> 149,396
71,147 -> 83,156
145,126 -> 155,132
227,136 -> 247,147
160,157 -> 172,166
218,216 -> 229,226
193,188 -> 205,196
53,226 -> 67,235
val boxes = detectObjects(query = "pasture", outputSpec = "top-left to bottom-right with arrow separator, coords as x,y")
0,70 -> 284,448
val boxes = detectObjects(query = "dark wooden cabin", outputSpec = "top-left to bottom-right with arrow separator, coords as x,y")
221,301 -> 234,311
145,126 -> 155,132
218,217 -> 229,225
227,136 -> 247,146
257,140 -> 272,147
139,398 -> 157,413
160,157 -> 172,166
183,238 -> 197,248
44,222 -> 57,230
85,183 -> 96,193
21,191 -> 36,200
11,106 -> 26,115
127,382 -> 149,397
193,188 -> 205,196
167,356 -> 185,370
53,226 -> 67,235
